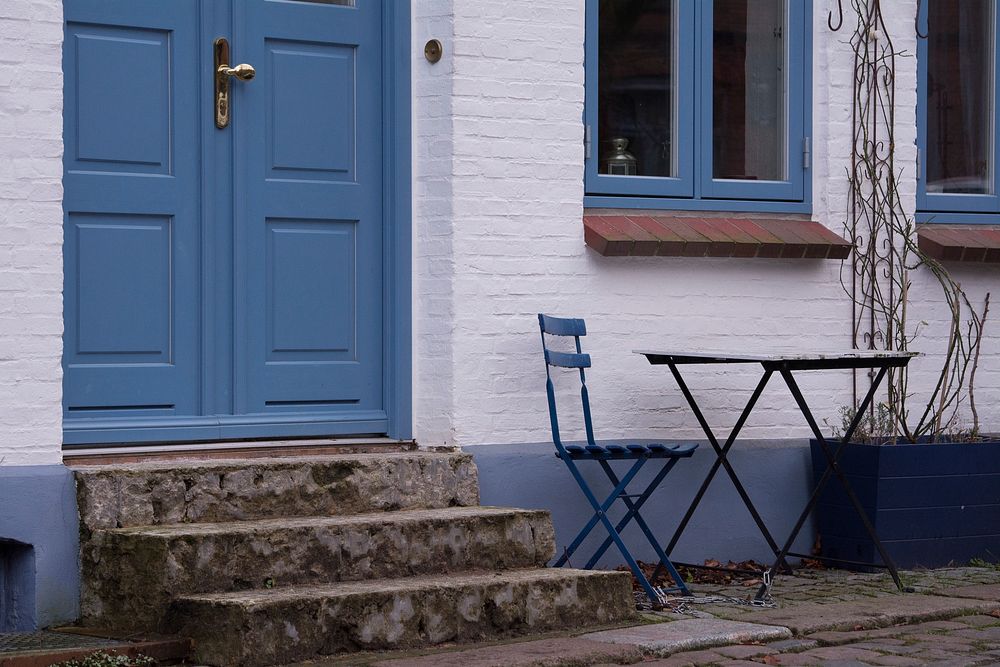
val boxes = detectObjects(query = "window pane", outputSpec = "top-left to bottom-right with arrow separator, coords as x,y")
713,0 -> 787,181
927,1 -> 995,195
598,0 -> 676,177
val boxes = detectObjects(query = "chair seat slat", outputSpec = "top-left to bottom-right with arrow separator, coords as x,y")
558,442 -> 699,460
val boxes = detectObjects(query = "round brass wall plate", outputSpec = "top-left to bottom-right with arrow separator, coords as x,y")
424,39 -> 443,64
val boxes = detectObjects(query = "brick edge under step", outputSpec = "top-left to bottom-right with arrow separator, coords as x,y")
169,568 -> 636,667
0,632 -> 191,667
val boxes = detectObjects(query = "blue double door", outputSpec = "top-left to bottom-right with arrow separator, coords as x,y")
63,1 -> 393,444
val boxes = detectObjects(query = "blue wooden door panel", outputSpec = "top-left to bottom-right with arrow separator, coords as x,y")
63,1 -> 201,415
64,0 -> 394,442
236,0 -> 385,421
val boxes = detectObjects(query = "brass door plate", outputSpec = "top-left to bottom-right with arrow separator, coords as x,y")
424,39 -> 443,64
215,37 -> 232,128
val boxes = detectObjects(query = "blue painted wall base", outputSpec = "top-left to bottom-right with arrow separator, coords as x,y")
0,466 -> 80,629
469,440 -> 816,569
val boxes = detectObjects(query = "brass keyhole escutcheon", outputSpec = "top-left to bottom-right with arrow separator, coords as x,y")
214,38 -> 255,129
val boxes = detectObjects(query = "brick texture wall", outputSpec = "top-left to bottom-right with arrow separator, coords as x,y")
412,0 -> 1000,448
1,2 -> 997,461
0,1 -> 64,465
412,1 -> 458,446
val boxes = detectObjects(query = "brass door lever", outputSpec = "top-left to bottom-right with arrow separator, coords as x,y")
214,38 -> 255,128
219,63 -> 256,81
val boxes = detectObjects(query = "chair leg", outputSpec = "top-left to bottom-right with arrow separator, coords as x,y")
585,459 -> 674,568
589,459 -> 691,597
553,456 -> 645,567
553,457 -> 664,605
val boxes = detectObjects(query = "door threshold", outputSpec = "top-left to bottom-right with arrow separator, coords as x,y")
63,437 -> 417,466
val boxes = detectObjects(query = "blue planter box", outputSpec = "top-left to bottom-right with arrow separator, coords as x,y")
810,439 -> 1000,569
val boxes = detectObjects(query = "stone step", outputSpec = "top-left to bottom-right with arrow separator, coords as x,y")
73,451 -> 479,534
82,506 -> 556,631
167,568 -> 636,667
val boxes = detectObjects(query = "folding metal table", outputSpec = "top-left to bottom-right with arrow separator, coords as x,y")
636,348 -> 918,601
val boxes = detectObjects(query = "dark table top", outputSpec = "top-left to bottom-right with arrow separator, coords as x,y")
636,349 -> 918,370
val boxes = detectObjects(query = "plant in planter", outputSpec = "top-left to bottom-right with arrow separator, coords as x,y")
813,0 -> 998,569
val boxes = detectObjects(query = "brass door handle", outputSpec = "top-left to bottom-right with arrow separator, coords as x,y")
214,38 -> 254,129
219,63 -> 256,81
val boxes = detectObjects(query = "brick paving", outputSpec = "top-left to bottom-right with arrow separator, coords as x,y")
637,567 -> 1000,666
325,567 -> 1000,666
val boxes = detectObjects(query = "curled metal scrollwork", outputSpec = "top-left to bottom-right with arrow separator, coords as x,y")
830,0 -> 927,39
828,0 -> 844,31
837,0 -> 987,441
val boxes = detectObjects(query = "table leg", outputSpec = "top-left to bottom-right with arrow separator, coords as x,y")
754,365 -> 904,601
662,364 -> 792,575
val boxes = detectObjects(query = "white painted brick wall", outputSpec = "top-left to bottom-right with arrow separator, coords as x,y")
413,1 -> 458,446
1,1 -> 995,461
0,1 -> 64,465
412,0 -> 1000,448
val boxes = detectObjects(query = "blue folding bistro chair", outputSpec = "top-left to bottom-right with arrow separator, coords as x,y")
538,314 -> 697,606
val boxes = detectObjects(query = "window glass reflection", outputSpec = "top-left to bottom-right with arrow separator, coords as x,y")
713,0 -> 787,181
927,0 -> 995,195
598,0 -> 676,177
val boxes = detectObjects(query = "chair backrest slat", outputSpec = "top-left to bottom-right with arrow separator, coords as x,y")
544,349 -> 592,369
538,313 -> 597,450
538,314 -> 587,337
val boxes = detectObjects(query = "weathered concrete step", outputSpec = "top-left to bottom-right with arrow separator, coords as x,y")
168,568 -> 636,667
82,506 -> 556,631
73,451 -> 479,534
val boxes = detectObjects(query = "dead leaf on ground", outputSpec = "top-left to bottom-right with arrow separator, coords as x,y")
616,559 -> 774,589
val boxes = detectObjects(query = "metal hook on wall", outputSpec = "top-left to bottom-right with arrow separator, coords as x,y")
915,0 -> 928,38
828,0 -> 844,31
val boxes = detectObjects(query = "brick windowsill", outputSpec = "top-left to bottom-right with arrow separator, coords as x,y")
917,224 -> 1000,263
584,213 -> 853,260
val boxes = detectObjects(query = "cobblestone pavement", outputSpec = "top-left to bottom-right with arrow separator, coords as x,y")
354,566 -> 1000,667
634,567 -> 1000,665
629,614 -> 1000,666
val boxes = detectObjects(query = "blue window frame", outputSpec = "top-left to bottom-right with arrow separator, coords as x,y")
584,0 -> 812,213
917,0 -> 1000,223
